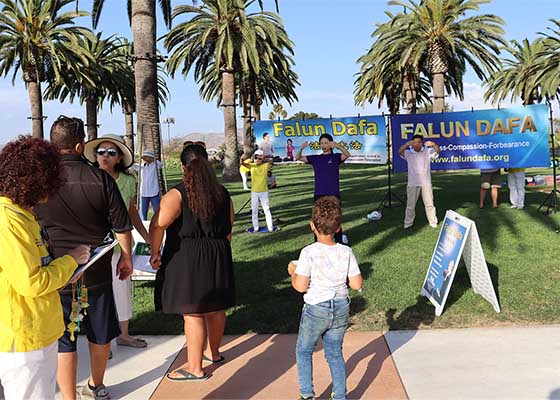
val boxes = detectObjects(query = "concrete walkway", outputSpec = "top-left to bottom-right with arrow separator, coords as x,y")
43,325 -> 560,399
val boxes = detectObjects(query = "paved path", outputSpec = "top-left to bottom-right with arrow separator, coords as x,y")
40,325 -> 560,399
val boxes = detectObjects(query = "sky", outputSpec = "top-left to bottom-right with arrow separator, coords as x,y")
0,0 -> 559,144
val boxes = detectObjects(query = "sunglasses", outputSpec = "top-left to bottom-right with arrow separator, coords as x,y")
183,140 -> 206,148
96,147 -> 119,157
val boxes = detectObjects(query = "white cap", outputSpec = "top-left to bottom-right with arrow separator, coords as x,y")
254,149 -> 264,156
142,150 -> 155,158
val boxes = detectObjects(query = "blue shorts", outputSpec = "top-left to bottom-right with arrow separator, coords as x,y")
58,287 -> 121,353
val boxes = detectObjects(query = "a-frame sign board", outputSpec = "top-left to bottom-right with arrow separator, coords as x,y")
421,210 -> 500,316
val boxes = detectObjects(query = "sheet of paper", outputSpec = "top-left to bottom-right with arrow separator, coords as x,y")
66,239 -> 119,284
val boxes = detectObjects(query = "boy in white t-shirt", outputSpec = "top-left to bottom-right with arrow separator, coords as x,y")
288,196 -> 362,400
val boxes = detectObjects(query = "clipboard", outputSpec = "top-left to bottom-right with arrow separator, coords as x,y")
66,238 -> 119,284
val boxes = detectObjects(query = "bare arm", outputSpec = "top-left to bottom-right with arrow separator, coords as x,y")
228,200 -> 234,242
425,140 -> 440,154
128,198 -> 149,242
334,142 -> 351,162
287,262 -> 310,293
348,274 -> 363,291
149,189 -> 182,269
295,141 -> 309,163
398,140 -> 413,158
240,154 -> 252,169
115,231 -> 133,280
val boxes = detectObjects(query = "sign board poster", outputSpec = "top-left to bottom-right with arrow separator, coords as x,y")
421,210 -> 500,316
422,211 -> 470,315
391,104 -> 550,172
253,115 -> 387,164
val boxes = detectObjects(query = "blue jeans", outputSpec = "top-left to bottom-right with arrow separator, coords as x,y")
296,298 -> 350,400
141,195 -> 160,220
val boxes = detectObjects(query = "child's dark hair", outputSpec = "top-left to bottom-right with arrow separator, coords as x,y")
319,133 -> 333,142
312,196 -> 342,235
263,132 -> 269,139
412,134 -> 424,141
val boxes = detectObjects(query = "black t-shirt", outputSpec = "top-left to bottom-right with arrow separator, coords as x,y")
35,154 -> 132,290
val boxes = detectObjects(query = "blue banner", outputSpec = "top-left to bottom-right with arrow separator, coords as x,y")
422,214 -> 470,308
391,104 -> 550,172
253,115 -> 387,164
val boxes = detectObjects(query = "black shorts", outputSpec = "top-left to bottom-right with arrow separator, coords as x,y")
58,287 -> 121,353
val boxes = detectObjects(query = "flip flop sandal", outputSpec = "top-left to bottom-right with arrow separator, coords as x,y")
202,354 -> 225,364
116,337 -> 148,348
166,369 -> 209,381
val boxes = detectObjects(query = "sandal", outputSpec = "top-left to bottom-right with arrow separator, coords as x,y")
166,369 -> 209,381
116,337 -> 148,348
202,354 -> 225,364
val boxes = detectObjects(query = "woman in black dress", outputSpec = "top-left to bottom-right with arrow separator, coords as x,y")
149,144 -> 235,381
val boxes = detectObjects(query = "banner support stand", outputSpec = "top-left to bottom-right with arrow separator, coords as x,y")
376,113 -> 405,211
538,99 -> 559,215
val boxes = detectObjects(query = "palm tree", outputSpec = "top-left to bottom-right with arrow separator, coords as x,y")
268,104 -> 288,120
385,0 -> 506,112
195,9 -> 298,155
44,33 -> 126,140
91,0 -> 172,165
355,10 -> 464,114
107,40 -> 170,153
165,0 -> 269,181
0,0 -> 90,138
537,19 -> 560,102
484,39 -> 546,106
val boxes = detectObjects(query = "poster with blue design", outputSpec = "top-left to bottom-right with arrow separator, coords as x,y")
253,115 -> 387,164
391,104 -> 550,172
422,212 -> 470,315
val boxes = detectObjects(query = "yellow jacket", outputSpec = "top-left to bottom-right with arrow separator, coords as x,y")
0,197 -> 77,352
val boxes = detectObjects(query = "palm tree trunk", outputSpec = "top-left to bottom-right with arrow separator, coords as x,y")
222,68 -> 239,182
403,67 -> 418,114
26,80 -> 44,139
253,86 -> 262,121
241,91 -> 253,155
124,102 -> 135,154
131,0 -> 164,191
86,97 -> 98,140
430,42 -> 448,114
432,72 -> 446,113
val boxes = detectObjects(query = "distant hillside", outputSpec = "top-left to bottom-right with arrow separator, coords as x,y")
163,131 -> 244,159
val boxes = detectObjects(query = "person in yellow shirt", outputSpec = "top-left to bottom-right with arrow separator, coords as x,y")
0,136 -> 89,400
240,150 -> 274,232
240,162 -> 251,191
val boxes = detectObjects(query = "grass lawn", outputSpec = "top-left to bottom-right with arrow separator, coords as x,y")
130,164 -> 560,335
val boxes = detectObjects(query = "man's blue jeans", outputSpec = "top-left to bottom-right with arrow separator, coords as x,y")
141,195 -> 160,220
296,298 -> 350,400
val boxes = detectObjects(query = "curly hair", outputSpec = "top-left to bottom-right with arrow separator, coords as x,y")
181,144 -> 224,222
312,196 -> 342,235
0,136 -> 65,208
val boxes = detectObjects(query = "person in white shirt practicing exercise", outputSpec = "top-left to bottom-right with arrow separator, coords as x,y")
398,134 -> 440,229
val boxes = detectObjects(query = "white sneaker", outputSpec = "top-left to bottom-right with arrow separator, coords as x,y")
517,205 -> 524,209
510,204 -> 517,209
404,224 -> 413,229
430,223 -> 438,228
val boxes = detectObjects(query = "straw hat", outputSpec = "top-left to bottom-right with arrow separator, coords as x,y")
83,134 -> 134,168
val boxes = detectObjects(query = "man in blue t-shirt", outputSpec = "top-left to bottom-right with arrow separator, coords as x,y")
296,133 -> 351,243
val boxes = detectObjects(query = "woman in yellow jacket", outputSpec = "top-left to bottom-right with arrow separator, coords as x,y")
0,136 -> 89,400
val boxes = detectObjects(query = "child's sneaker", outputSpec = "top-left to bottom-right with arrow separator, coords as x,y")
299,395 -> 315,400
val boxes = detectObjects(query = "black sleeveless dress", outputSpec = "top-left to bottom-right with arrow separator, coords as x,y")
155,182 -> 235,315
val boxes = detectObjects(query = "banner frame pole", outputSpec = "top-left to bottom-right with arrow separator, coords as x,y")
538,99 -> 559,215
376,113 -> 405,211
